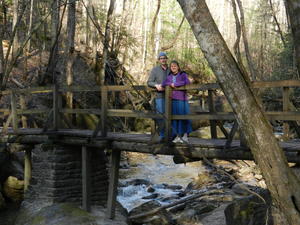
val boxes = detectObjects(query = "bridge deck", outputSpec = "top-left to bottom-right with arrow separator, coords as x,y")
1,128 -> 300,163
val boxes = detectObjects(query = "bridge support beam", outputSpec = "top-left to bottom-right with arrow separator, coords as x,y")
82,146 -> 91,212
106,149 -> 121,219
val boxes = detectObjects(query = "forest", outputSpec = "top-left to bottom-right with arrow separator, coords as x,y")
1,0 -> 300,225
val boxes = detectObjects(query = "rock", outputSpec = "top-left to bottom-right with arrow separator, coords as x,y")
15,203 -> 98,225
254,174 -> 263,180
126,179 -> 151,186
0,144 -> 9,165
231,183 -> 253,196
3,176 -> 24,202
158,195 -> 180,202
164,184 -> 182,190
176,202 -> 218,225
0,192 -> 6,210
225,189 -> 272,225
199,203 -> 228,225
129,200 -> 175,225
147,186 -> 155,193
142,193 -> 159,199
185,171 -> 215,192
0,152 -> 24,183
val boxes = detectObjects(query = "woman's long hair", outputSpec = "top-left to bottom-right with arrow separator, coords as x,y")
170,60 -> 181,74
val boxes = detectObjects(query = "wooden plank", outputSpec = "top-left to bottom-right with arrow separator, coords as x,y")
82,146 -> 91,212
61,108 -> 102,115
1,86 -> 53,95
208,90 -> 217,139
165,86 -> 172,142
106,85 -> 147,91
59,85 -> 100,93
107,149 -> 121,219
11,91 -> 18,132
265,111 -> 300,120
283,87 -> 290,139
252,80 -> 300,88
17,109 -> 49,115
111,141 -> 300,163
101,86 -> 108,137
24,149 -> 32,192
107,109 -> 162,119
0,109 -> 10,113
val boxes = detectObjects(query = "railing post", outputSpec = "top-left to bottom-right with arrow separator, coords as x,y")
20,94 -> 28,128
53,84 -> 62,130
10,91 -> 18,133
208,90 -> 217,139
101,86 -> 108,137
283,86 -> 290,140
24,149 -> 32,192
165,86 -> 172,142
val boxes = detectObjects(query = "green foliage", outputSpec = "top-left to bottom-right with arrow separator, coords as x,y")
271,33 -> 298,80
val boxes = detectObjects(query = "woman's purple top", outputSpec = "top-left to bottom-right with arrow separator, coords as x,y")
162,71 -> 190,101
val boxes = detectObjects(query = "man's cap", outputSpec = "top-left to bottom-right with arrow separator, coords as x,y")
158,52 -> 167,59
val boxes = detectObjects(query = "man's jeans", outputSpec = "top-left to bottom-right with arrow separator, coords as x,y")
155,98 -> 165,138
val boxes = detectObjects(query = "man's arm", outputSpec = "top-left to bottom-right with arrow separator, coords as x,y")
147,68 -> 157,88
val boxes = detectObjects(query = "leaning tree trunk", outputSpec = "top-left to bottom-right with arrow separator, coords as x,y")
176,1 -> 300,224
285,0 -> 300,77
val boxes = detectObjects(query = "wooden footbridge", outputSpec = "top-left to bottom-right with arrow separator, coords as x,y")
1,80 -> 300,218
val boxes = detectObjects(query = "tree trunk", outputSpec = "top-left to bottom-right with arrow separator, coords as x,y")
141,0 -> 149,72
161,16 -> 184,51
236,0 -> 257,81
0,3 -> 4,85
176,1 -> 300,224
150,0 -> 161,64
12,0 -> 19,58
284,0 -> 300,77
268,0 -> 286,47
231,0 -> 242,65
99,0 -> 115,85
26,0 -> 34,52
65,0 -> 76,110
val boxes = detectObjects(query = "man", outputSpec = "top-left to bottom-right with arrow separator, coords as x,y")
147,52 -> 170,141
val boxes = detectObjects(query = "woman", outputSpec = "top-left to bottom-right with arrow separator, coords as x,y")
162,60 -> 192,143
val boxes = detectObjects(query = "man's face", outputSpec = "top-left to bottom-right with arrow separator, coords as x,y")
159,56 -> 168,66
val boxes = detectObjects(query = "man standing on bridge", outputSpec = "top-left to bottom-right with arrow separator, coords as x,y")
147,52 -> 170,142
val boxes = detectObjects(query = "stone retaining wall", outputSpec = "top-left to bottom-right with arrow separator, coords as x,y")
25,144 -> 108,207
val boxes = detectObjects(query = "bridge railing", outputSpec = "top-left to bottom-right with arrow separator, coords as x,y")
1,80 -> 300,142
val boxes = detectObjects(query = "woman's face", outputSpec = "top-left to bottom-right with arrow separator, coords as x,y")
170,63 -> 179,74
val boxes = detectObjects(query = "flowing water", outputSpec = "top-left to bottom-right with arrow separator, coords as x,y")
117,153 -> 206,211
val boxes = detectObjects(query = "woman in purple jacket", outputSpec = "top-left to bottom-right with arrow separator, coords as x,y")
162,60 -> 192,143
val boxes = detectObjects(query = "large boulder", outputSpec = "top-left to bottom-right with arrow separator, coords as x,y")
3,176 -> 24,202
225,189 -> 273,225
129,200 -> 175,225
15,203 -> 98,225
0,191 -> 6,210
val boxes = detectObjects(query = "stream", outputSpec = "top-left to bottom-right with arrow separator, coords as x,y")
117,152 -> 206,212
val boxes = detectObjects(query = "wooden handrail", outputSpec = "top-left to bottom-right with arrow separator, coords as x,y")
1,80 -> 300,140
